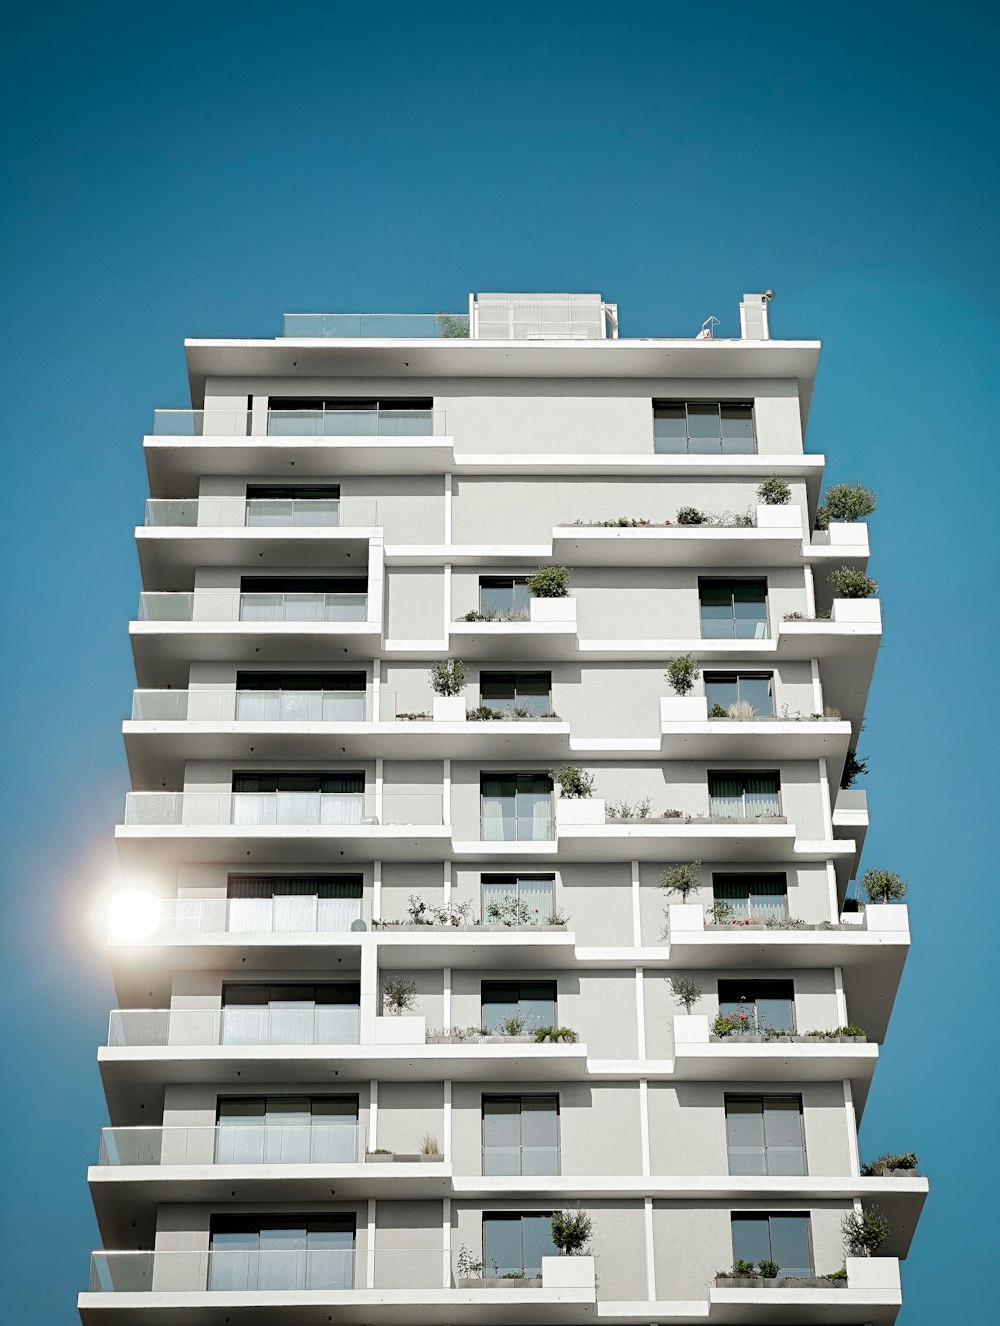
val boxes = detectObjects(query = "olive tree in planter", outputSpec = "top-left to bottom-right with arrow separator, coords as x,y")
757,475 -> 791,505
668,976 -> 702,1014
662,655 -> 706,721
552,766 -> 603,826
526,565 -> 574,624
550,1209 -> 593,1255
430,658 -> 467,721
861,868 -> 908,904
382,974 -> 417,1016
816,482 -> 877,529
829,567 -> 878,598
842,1206 -> 890,1257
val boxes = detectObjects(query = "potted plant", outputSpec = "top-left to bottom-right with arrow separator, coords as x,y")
861,868 -> 908,903
757,475 -> 791,505
815,482 -> 877,530
418,1133 -> 443,1162
430,659 -> 467,721
661,655 -> 707,721
829,566 -> 878,599
552,766 -> 604,826
550,1209 -> 593,1255
381,974 -> 417,1016
526,565 -> 576,624
841,1206 -> 890,1257
668,976 -> 702,1014
861,1151 -> 918,1176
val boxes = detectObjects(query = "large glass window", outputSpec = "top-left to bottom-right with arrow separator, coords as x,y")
708,772 -> 780,819
220,983 -> 361,1046
480,774 -> 553,840
235,671 -> 366,722
231,772 -> 365,826
226,874 -> 364,933
718,979 -> 795,1033
266,396 -> 433,436
479,671 -> 552,715
482,1213 -> 558,1278
483,1096 -> 560,1175
244,485 -> 341,528
209,1217 -> 355,1290
699,579 -> 769,640
215,1096 -> 359,1165
482,980 -> 557,1035
240,576 -> 368,623
704,672 -> 774,716
653,401 -> 755,455
712,873 -> 787,923
481,874 -> 555,924
479,576 -> 530,619
730,1213 -> 812,1277
725,1096 -> 806,1175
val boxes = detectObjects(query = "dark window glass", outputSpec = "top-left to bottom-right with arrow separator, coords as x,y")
731,1213 -> 812,1277
209,1216 -> 355,1291
482,1096 -> 559,1175
481,873 -> 555,922
718,979 -> 795,1033
479,576 -> 530,618
725,1096 -> 806,1175
240,576 -> 368,595
245,486 -> 341,501
482,1213 -> 557,1277
236,672 -> 365,692
704,672 -> 773,716
227,875 -> 363,899
707,771 -> 780,819
653,401 -> 756,455
481,980 -> 557,1034
699,579 -> 768,640
231,772 -> 365,794
712,873 -> 787,922
479,672 -> 552,715
480,773 -> 553,841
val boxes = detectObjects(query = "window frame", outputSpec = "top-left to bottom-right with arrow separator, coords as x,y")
481,979 -> 558,1034
481,1211 -> 557,1278
730,1211 -> 814,1278
711,872 -> 788,922
707,770 -> 781,819
717,978 -> 796,1033
481,1093 -> 560,1176
703,671 -> 775,716
481,872 -> 556,923
698,578 -> 770,641
724,1094 -> 807,1176
478,670 -> 553,715
652,399 -> 756,455
478,575 -> 531,619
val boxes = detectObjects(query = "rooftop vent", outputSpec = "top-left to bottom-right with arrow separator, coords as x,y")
471,292 -> 618,340
739,292 -> 774,340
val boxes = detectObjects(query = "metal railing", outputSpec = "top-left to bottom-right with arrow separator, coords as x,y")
98,1123 -> 367,1166
150,406 -> 445,436
283,312 -> 469,338
130,689 -> 398,723
122,790 -> 444,827
131,894 -> 371,936
144,498 -> 377,528
137,590 -> 369,623
107,1006 -> 361,1047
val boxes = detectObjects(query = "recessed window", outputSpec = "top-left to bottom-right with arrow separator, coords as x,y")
235,672 -> 366,722
209,1216 -> 355,1290
699,579 -> 769,640
479,671 -> 552,715
239,576 -> 368,623
712,873 -> 788,923
266,396 -> 433,436
244,485 -> 342,528
226,874 -> 364,933
231,771 -> 366,826
482,980 -> 557,1034
730,1212 -> 812,1277
718,979 -> 795,1033
725,1095 -> 806,1175
480,773 -> 554,841
708,771 -> 780,819
481,873 -> 555,923
479,576 -> 530,619
482,1213 -> 557,1277
704,672 -> 774,716
653,401 -> 755,455
215,1095 -> 359,1164
482,1095 -> 560,1175
220,982 -> 361,1046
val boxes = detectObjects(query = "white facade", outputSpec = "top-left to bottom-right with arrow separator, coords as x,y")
80,293 -> 924,1324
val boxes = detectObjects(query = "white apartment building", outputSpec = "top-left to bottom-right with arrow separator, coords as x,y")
80,291 -> 925,1324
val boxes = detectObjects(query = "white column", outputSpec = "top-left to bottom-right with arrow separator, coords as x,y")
643,1195 -> 656,1299
834,965 -> 848,1025
634,968 -> 646,1059
639,1078 -> 651,1177
373,859 -> 382,924
360,940 -> 378,1042
442,1195 -> 452,1288
443,966 -> 452,1032
804,564 -> 816,617
810,658 -> 824,713
444,1079 -> 453,1160
375,757 -> 384,824
843,1079 -> 861,1176
443,757 -> 452,827
366,1196 -> 376,1288
818,757 -> 834,838
631,860 -> 642,946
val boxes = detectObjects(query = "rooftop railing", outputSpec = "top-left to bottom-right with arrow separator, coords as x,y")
98,1123 -> 367,1166
144,497 -> 377,529
282,312 -> 469,338
122,790 -> 444,827
150,407 -> 444,436
137,590 -> 369,623
130,688 -> 397,722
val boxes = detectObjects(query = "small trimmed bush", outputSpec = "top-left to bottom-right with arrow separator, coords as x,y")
841,1206 -> 890,1257
861,868 -> 908,903
816,482 -> 878,528
829,567 -> 878,598
676,505 -> 706,525
382,974 -> 417,1016
756,1259 -> 780,1280
486,894 -> 533,927
757,475 -> 791,505
551,766 -> 595,798
430,659 -> 467,695
664,654 -> 699,696
526,565 -> 570,598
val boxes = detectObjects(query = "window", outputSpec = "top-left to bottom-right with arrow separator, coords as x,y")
479,671 -> 552,715
653,401 -> 755,455
220,982 -> 361,1046
480,773 -> 553,840
266,396 -> 433,436
479,576 -> 530,619
239,576 -> 368,623
699,579 -> 769,639
481,873 -> 555,924
235,671 -> 367,722
244,484 -> 341,528
482,980 -> 557,1035
718,979 -> 795,1033
231,771 -> 365,826
483,1096 -> 559,1175
226,874 -> 364,933
730,1213 -> 812,1278
725,1096 -> 806,1175
704,672 -> 774,716
712,873 -> 787,923
708,771 -> 780,819
209,1216 -> 355,1290
482,1213 -> 557,1277
215,1096 -> 359,1165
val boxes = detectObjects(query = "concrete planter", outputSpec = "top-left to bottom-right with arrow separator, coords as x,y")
831,597 -> 881,625
529,596 -> 576,624
374,1015 -> 427,1045
459,1278 -> 544,1290
432,695 -> 467,722
556,797 -> 606,826
717,1276 -> 844,1289
755,503 -> 803,531
660,695 -> 709,722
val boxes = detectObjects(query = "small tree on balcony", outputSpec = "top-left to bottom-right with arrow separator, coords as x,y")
550,1209 -> 593,1255
657,861 -> 702,900
841,747 -> 869,788
757,475 -> 791,505
382,974 -> 417,1016
664,655 -> 699,696
861,868 -> 908,904
841,1206 -> 890,1257
526,565 -> 570,598
551,766 -> 595,798
829,567 -> 878,598
816,482 -> 878,529
668,976 -> 702,1014
430,659 -> 467,696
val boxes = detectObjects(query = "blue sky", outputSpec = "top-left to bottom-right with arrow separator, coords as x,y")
0,2 -> 996,1320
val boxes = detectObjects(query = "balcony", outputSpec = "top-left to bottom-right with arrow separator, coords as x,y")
151,406 -> 445,436
450,598 -> 579,660
138,590 -> 368,622
283,312 -> 470,338
658,696 -> 853,763
116,791 -> 449,867
707,1256 -> 902,1324
144,497 -> 376,527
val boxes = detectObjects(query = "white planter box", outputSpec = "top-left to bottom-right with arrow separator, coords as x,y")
864,903 -> 909,933
845,1256 -> 901,1291
667,903 -> 705,934
673,1014 -> 709,1045
432,695 -> 467,722
374,1015 -> 426,1046
826,520 -> 870,549
755,503 -> 803,531
556,797 -> 606,826
541,1255 -> 596,1290
530,596 -> 576,624
660,695 -> 709,723
831,598 -> 881,625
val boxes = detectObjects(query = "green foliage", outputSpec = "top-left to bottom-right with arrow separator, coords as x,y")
544,909 -> 570,926
816,482 -> 877,528
430,659 -> 467,696
861,868 -> 908,903
709,702 -> 728,718
496,1013 -> 527,1036
434,312 -> 470,338
828,566 -> 878,598
861,1151 -> 917,1175
669,976 -> 702,1013
732,1258 -> 757,1277
841,1206 -> 890,1257
664,654 -> 699,696
551,765 -> 595,798
823,1267 -> 848,1281
841,747 -> 869,788
707,900 -> 735,924
526,565 -> 570,597
550,1209 -> 593,1254
757,475 -> 791,505
456,1245 -> 483,1278
676,505 -> 705,525
382,974 -> 417,1016
712,1010 -> 757,1036
534,1025 -> 579,1042
657,860 -> 702,899
608,797 -> 652,819
756,1259 -> 780,1279
467,705 -> 509,721
486,894 -> 534,927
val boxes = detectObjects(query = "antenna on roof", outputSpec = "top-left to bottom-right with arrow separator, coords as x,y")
695,316 -> 720,340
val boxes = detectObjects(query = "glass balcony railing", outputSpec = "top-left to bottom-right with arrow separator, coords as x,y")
482,1145 -> 560,1176
727,1145 -> 807,1176
130,689 -> 397,723
123,894 -> 371,937
137,591 -> 369,623
479,815 -> 555,842
88,1247 -> 447,1294
122,790 -> 444,827
107,1006 -> 361,1047
98,1123 -> 368,1166
282,312 -> 469,338
150,407 -> 445,436
144,498 -> 377,528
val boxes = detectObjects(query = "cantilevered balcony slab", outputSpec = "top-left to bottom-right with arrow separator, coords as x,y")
115,822 -> 451,868
655,704 -> 853,767
448,620 -> 579,661
833,788 -> 868,876
136,526 -> 377,590
550,510 -> 806,569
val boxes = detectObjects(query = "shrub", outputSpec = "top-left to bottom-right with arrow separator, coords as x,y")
552,765 -> 595,798
841,1206 -> 890,1257
676,505 -> 705,525
486,894 -> 534,927
430,659 -> 467,696
456,1245 -> 483,1278
658,861 -> 702,900
757,1259 -> 780,1279
550,1209 -> 593,1255
534,1025 -> 578,1042
757,475 -> 791,505
709,702 -> 728,718
608,797 -> 652,819
727,698 -> 756,720
707,899 -> 735,924
467,705 -> 508,721
828,567 -> 878,598
732,1258 -> 756,1277
496,1014 -> 527,1036
545,908 -> 570,925
861,1151 -> 918,1175
823,1267 -> 848,1280
861,868 -> 908,903
664,654 -> 699,696
435,312 -> 470,338
712,1010 -> 756,1036
841,747 -> 869,788
669,976 -> 702,1013
526,565 -> 570,598
382,974 -> 417,1016
420,1133 -> 440,1155
816,482 -> 878,528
